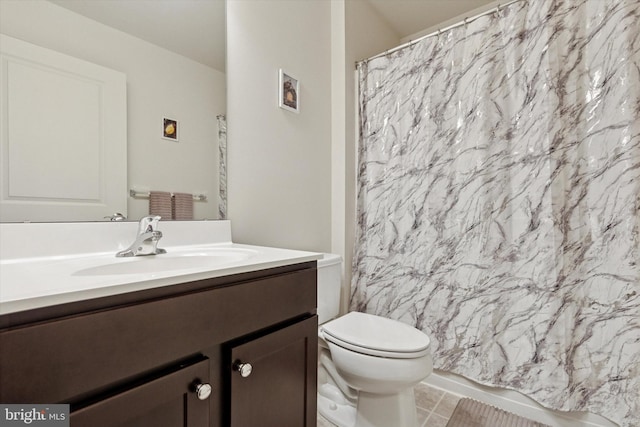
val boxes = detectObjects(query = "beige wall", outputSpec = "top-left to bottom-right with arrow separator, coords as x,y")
226,0 -> 332,251
0,0 -> 225,221
226,0 -> 398,307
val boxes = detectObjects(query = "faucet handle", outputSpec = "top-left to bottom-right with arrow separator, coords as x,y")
138,215 -> 162,233
104,212 -> 127,221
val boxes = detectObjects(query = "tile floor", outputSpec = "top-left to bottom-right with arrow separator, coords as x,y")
317,382 -> 462,427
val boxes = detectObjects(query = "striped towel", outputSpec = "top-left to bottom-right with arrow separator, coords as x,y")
172,192 -> 194,220
149,191 -> 172,219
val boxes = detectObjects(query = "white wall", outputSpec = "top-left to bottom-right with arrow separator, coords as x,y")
226,0 -> 332,251
0,0 -> 225,221
225,0 -> 397,285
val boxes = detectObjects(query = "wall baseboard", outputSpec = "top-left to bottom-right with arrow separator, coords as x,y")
423,371 -> 618,427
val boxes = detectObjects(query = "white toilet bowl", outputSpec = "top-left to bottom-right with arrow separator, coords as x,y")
316,254 -> 433,427
318,311 -> 432,427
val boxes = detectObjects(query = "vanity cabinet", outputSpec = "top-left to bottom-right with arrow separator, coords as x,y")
70,357 -> 211,427
0,262 -> 318,427
228,316 -> 317,427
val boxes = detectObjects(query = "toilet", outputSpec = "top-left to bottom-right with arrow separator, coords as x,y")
317,254 -> 433,427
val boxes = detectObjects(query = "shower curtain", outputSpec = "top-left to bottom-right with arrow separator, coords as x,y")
217,114 -> 227,220
352,1 -> 640,426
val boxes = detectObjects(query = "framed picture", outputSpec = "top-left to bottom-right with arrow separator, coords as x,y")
162,117 -> 179,141
278,69 -> 299,113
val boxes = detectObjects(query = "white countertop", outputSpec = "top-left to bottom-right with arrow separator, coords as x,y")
0,221 -> 321,315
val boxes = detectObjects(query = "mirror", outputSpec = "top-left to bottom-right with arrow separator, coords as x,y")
0,0 -> 226,222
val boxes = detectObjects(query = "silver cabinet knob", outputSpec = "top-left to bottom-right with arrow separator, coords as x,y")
233,360 -> 253,378
194,383 -> 212,400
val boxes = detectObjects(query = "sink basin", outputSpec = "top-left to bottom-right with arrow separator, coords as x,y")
73,247 -> 257,276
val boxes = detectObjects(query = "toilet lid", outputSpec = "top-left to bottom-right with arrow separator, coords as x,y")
320,312 -> 430,358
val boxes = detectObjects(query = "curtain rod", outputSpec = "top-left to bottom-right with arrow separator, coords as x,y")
359,0 -> 523,65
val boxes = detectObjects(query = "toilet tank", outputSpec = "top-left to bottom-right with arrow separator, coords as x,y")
317,253 -> 342,325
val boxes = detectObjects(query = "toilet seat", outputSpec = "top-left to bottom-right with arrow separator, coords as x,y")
320,312 -> 430,359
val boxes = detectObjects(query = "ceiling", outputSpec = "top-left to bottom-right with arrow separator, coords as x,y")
367,0 -> 497,39
48,0 -> 497,73
49,0 -> 226,71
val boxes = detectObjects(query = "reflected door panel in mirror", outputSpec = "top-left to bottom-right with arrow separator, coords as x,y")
0,35 -> 127,222
0,0 -> 225,222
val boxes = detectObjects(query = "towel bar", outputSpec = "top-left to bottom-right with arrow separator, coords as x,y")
129,189 -> 207,201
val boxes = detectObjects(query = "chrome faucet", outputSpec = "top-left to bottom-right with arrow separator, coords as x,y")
116,215 -> 167,257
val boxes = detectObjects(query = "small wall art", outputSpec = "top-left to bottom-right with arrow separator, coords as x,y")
162,117 -> 179,141
278,69 -> 299,113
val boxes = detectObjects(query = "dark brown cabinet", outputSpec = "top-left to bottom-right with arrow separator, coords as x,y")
228,316 -> 317,427
0,262 -> 318,427
70,357 -> 211,427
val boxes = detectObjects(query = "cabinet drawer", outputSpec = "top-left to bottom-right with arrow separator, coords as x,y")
71,358 -> 210,427
0,267 -> 316,404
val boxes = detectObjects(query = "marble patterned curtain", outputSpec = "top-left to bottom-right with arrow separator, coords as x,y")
217,114 -> 227,220
352,1 -> 640,425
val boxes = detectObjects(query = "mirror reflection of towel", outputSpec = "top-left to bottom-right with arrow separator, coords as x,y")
172,193 -> 194,220
149,191 -> 172,219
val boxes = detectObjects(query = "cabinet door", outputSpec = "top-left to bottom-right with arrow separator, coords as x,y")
70,358 -> 211,427
229,316 -> 318,427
